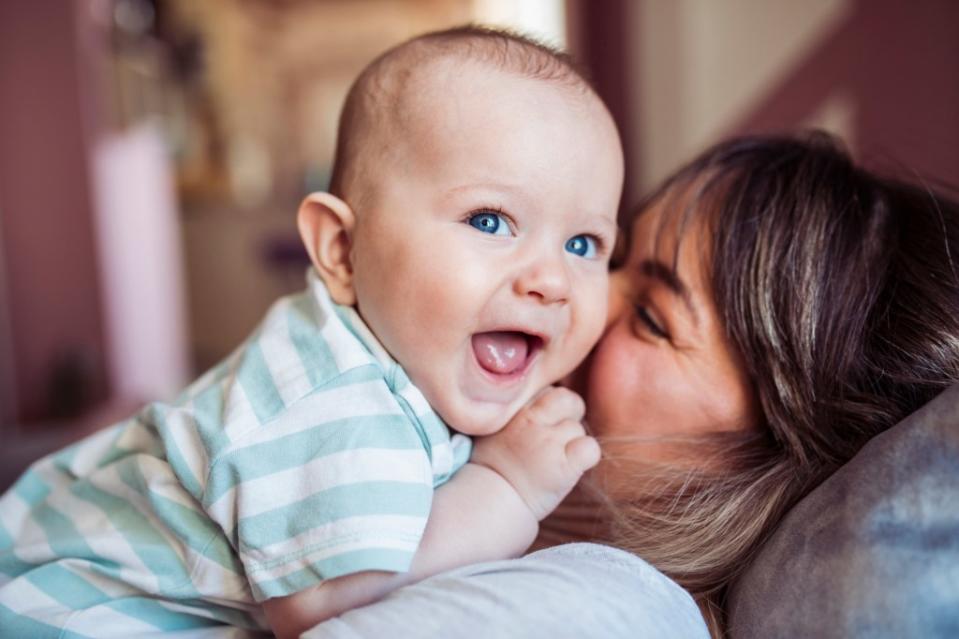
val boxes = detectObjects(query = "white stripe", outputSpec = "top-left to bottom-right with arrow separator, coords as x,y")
33,465 -> 160,595
315,307 -> 378,373
123,471 -> 246,600
219,377 -> 261,444
430,441 -> 454,479
114,418 -> 161,455
60,423 -> 127,477
162,405 -> 211,495
243,514 -> 425,581
208,448 -> 430,523
396,383 -> 433,417
215,379 -> 404,455
256,313 -> 313,407
65,600 -> 168,636
83,462 -> 206,590
177,544 -> 252,603
3,492 -> 57,568
0,484 -> 38,535
0,573 -> 76,625
60,559 -> 145,599
87,460 -> 252,603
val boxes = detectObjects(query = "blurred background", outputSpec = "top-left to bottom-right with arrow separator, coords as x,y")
1,0 -> 957,487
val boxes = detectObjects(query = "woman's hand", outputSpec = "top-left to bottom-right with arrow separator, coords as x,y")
471,386 -> 601,521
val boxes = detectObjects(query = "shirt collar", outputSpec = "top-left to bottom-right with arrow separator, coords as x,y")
306,268 -> 401,374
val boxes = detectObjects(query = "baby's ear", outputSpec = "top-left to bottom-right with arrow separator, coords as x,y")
297,192 -> 357,305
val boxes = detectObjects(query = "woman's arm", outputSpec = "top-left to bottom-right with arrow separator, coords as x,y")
263,387 -> 599,639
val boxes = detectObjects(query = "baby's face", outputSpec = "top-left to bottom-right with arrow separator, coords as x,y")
349,63 -> 623,435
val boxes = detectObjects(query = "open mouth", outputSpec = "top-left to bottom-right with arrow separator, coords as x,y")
471,331 -> 544,378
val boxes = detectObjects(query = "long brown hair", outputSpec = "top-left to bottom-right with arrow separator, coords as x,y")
606,131 -> 959,636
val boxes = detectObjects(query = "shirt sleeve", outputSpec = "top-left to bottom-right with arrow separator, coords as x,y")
202,372 -> 436,602
302,543 -> 710,639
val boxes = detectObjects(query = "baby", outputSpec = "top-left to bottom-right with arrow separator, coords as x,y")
0,26 -> 623,638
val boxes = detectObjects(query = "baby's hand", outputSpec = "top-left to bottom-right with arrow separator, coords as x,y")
471,387 -> 601,521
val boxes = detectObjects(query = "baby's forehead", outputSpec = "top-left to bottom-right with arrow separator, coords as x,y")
357,60 -> 594,186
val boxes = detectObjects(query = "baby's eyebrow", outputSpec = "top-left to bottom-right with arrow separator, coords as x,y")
637,259 -> 700,325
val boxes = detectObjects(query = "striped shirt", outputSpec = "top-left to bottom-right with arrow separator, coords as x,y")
0,270 -> 471,637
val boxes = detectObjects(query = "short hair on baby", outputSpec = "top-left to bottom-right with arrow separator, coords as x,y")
329,25 -> 595,205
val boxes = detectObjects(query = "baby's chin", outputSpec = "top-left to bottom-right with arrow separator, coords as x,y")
433,394 -> 520,438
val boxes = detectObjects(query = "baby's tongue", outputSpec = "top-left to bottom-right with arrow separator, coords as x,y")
472,332 -> 528,375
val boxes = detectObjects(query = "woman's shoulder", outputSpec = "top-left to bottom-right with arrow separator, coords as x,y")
305,542 -> 710,639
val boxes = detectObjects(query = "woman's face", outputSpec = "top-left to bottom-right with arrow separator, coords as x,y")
578,193 -> 760,497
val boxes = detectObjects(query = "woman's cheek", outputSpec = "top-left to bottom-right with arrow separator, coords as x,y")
585,322 -> 647,436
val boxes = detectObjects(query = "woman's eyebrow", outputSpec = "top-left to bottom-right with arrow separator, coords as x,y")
638,259 -> 700,324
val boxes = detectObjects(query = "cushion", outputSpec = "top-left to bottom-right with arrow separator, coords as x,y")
728,384 -> 959,638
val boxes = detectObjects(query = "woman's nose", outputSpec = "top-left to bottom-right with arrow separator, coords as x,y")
513,254 -> 571,304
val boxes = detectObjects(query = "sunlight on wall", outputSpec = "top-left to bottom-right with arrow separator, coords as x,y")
471,0 -> 566,47
632,0 -> 853,188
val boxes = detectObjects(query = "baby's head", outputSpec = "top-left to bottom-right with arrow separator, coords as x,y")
299,26 -> 624,435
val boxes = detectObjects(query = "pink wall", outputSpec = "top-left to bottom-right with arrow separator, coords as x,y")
0,0 -> 108,422
731,0 -> 959,187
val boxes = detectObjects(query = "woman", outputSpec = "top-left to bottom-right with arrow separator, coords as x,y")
312,131 -> 959,638
558,130 -> 959,634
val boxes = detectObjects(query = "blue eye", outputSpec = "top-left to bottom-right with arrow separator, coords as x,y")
467,211 -> 512,236
565,234 -> 597,258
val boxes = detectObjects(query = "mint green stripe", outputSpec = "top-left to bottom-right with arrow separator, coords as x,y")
13,469 -> 51,504
322,363 -> 387,387
149,494 -> 240,573
78,458 -> 219,596
238,480 -> 431,549
332,304 -> 367,349
51,440 -> 80,469
117,460 -> 242,574
70,483 -> 190,592
96,419 -> 158,470
288,294 -> 341,387
0,518 -> 35,577
5,471 -> 105,577
419,411 -> 451,446
24,562 -> 109,610
152,403 -> 204,500
0,602 -> 95,639
251,548 -> 414,600
190,381 -> 231,461
204,413 -> 424,504
105,597 -> 222,632
237,341 -> 285,424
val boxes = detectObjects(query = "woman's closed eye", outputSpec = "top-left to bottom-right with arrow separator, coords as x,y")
466,209 -> 513,236
635,304 -> 670,339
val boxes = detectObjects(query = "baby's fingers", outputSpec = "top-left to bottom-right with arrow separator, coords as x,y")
527,386 -> 586,424
565,435 -> 601,474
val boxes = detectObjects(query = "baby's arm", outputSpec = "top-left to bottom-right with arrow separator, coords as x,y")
262,387 -> 600,639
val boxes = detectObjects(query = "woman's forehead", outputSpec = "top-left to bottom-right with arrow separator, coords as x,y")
629,186 -> 711,266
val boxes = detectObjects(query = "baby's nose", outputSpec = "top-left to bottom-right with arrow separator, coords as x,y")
513,255 -> 571,304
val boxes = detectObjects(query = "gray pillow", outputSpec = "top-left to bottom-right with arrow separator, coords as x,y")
728,384 -> 959,638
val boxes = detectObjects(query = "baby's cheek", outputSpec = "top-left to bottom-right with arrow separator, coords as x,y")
557,305 -> 607,381
580,287 -> 611,349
